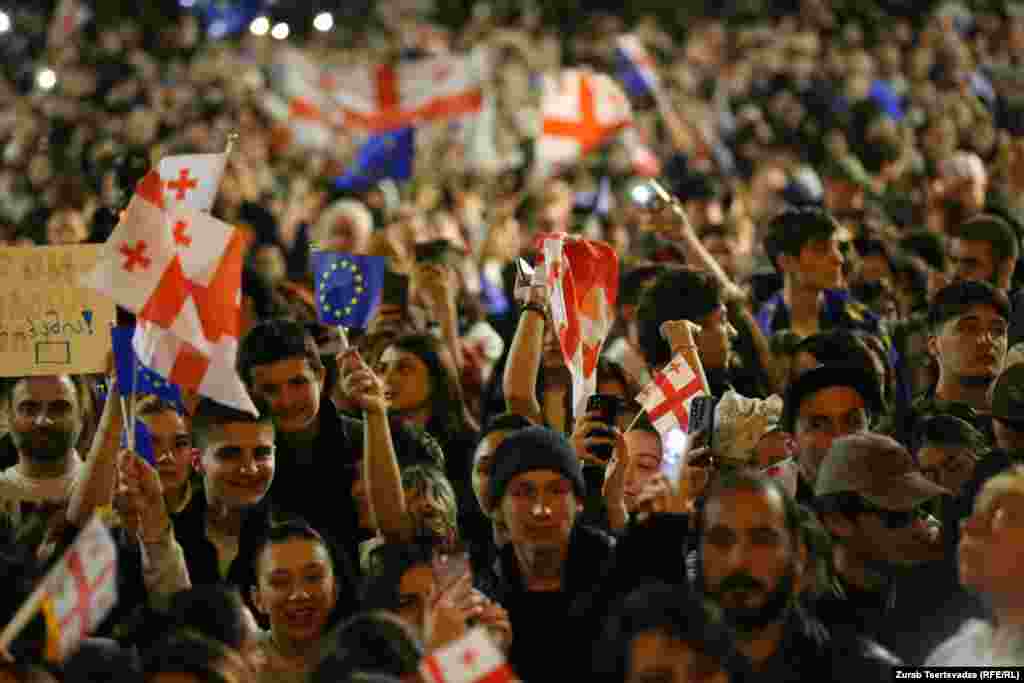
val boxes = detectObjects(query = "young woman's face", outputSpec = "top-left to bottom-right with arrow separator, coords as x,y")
376,347 -> 432,413
255,538 -> 337,646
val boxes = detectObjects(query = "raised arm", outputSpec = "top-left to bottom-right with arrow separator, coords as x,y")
341,350 -> 410,541
502,283 -> 547,423
67,381 -> 123,527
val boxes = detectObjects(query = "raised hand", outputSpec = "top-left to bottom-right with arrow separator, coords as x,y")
115,449 -> 170,543
570,409 -> 621,467
338,349 -> 388,416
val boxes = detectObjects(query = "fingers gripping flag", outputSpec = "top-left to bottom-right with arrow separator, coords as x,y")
636,353 -> 707,438
538,233 -> 619,419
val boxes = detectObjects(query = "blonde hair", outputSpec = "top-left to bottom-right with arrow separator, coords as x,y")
975,465 -> 1024,514
313,199 -> 374,250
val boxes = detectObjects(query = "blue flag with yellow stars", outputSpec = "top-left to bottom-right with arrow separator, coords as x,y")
111,325 -> 184,411
333,127 -> 414,194
312,252 -> 386,328
121,418 -> 156,466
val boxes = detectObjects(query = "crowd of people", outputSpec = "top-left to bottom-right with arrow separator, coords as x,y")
3,0 -> 1024,681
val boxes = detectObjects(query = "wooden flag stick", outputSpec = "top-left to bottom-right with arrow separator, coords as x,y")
225,132 -> 240,158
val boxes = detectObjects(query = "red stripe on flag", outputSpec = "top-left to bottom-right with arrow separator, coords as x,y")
376,64 -> 399,113
477,665 -> 515,683
138,257 -> 191,328
135,171 -> 165,210
168,342 -> 210,391
647,374 -> 703,430
289,97 -> 323,121
422,655 -> 444,683
543,74 -> 630,155
190,229 -> 248,342
417,90 -> 484,120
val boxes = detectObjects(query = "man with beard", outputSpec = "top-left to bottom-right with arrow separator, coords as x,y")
811,432 -> 949,660
0,375 -> 91,526
697,472 -> 899,680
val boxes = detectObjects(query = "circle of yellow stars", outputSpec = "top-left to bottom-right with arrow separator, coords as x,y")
319,258 -> 366,320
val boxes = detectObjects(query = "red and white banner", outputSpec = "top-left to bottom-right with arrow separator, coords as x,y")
420,628 -> 515,683
324,52 -> 486,132
157,153 -> 228,213
537,233 -> 619,418
636,352 -> 706,437
79,171 -> 256,414
537,69 -> 633,172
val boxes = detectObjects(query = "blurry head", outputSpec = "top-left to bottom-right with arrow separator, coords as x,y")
7,375 -> 82,465
312,610 -> 422,683
698,473 -> 806,633
168,586 -> 260,676
142,630 -> 251,683
914,415 -> 984,496
958,466 -> 1024,604
938,151 -> 988,214
764,207 -> 844,291
473,413 -> 533,515
947,214 -> 1019,292
783,366 -> 880,486
313,200 -> 374,254
360,541 -> 437,639
927,281 -> 1010,387
45,208 -> 89,245
597,584 -> 744,683
192,398 -> 275,510
815,433 -> 948,568
248,243 -> 287,285
136,397 -> 192,494
252,522 -> 338,648
992,363 -> 1024,452
238,319 -> 325,434
636,267 -> 732,371
401,465 -> 458,546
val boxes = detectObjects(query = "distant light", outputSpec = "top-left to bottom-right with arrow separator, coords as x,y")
37,68 -> 57,91
249,16 -> 269,36
179,0 -> 195,7
0,11 -> 10,34
313,11 -> 333,32
270,22 -> 289,40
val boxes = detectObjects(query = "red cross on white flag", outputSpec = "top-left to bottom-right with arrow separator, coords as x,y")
79,168 -> 257,415
636,352 -> 707,438
537,69 -> 633,174
419,628 -> 514,683
158,153 -> 228,212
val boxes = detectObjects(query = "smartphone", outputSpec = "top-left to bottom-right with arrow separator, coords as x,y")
688,395 -> 718,453
586,393 -> 624,461
432,547 -> 471,590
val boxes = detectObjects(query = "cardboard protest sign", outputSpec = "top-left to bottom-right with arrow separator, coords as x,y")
0,245 -> 114,376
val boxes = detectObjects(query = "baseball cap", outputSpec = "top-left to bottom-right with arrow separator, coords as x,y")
815,432 -> 950,509
782,364 -> 884,433
992,363 -> 1024,424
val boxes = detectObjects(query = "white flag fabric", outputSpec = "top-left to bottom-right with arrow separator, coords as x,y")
40,516 -> 117,662
636,352 -> 707,437
157,153 -> 228,212
419,628 -> 515,683
537,69 -> 633,173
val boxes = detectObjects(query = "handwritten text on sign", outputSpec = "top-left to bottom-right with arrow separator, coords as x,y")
0,246 -> 114,376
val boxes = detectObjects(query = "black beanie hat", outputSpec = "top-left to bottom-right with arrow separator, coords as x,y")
488,426 -> 586,505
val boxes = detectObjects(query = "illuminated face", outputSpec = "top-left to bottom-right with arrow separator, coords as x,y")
142,409 -> 193,493
250,358 -> 324,434
929,304 -> 1008,383
787,236 -> 844,291
794,386 -> 869,485
395,564 -> 435,638
623,430 -> 662,512
948,238 -> 997,286
959,491 -> 1024,599
500,470 -> 578,551
254,538 -> 337,646
9,375 -> 81,463
199,421 -> 276,509
376,347 -> 432,414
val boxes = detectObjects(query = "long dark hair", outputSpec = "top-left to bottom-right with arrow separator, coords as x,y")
386,334 -> 479,440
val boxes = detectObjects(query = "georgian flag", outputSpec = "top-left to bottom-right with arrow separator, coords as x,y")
79,170 -> 256,414
158,153 -> 228,212
537,233 -> 619,419
537,69 -> 633,173
636,352 -> 707,437
419,628 -> 514,683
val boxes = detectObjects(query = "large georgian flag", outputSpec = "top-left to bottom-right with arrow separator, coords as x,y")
537,69 -> 633,172
79,170 -> 256,414
537,233 -> 619,418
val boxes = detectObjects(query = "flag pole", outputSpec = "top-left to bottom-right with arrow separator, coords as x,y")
0,582 -> 47,659
127,339 -> 142,452
225,132 -> 240,158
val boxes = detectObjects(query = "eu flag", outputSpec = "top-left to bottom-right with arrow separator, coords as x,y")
312,252 -> 386,328
333,127 -> 415,194
111,326 -> 184,411
121,418 -> 156,466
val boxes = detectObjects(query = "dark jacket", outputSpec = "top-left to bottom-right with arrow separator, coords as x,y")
752,607 -> 900,682
484,524 -> 615,682
267,405 -> 365,567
